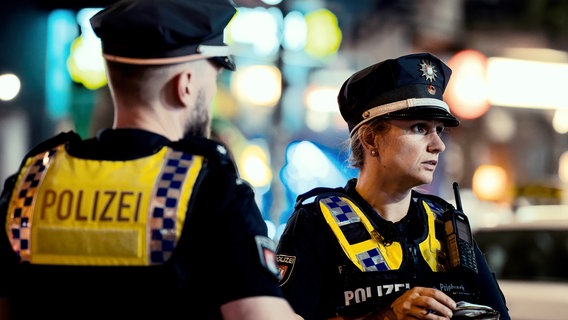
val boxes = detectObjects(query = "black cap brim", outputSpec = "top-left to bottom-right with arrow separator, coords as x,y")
210,55 -> 236,71
381,106 -> 460,127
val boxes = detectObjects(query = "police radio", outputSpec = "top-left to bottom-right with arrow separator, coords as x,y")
442,182 -> 478,274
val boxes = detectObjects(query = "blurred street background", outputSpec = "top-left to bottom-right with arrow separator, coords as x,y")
2,0 -> 568,237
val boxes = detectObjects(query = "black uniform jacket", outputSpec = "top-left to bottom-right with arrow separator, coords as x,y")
0,129 -> 282,320
276,179 -> 510,320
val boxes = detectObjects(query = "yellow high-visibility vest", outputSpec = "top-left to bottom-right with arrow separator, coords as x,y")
6,144 -> 202,266
319,194 -> 443,272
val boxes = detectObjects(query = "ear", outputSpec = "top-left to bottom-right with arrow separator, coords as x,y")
358,125 -> 376,151
175,70 -> 192,107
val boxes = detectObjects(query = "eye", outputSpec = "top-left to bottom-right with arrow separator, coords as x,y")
411,123 -> 428,134
410,122 -> 445,136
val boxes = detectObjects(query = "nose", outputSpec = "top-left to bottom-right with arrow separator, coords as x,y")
427,133 -> 446,153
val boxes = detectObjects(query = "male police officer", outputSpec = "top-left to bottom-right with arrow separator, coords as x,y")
0,0 -> 299,319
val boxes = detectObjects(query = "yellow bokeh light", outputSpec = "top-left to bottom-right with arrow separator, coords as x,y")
67,36 -> 107,90
230,65 -> 281,107
304,9 -> 342,59
472,165 -> 509,202
238,144 -> 272,188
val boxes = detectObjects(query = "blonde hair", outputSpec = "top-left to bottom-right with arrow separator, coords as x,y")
347,118 -> 390,169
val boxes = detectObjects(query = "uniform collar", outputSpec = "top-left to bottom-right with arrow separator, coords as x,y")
96,128 -> 171,153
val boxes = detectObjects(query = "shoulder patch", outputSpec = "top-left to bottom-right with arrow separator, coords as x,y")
276,254 -> 296,286
255,235 -> 280,279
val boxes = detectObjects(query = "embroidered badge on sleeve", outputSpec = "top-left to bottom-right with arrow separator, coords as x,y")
255,235 -> 281,279
276,254 -> 296,286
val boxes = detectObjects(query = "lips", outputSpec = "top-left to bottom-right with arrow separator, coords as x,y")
422,160 -> 438,170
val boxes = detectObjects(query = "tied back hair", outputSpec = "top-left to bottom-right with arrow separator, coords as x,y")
346,118 -> 390,169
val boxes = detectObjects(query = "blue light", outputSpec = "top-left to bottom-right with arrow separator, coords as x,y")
279,140 -> 358,223
45,10 -> 77,119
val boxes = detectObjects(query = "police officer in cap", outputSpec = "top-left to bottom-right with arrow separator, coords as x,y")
276,53 -> 511,320
0,0 -> 300,319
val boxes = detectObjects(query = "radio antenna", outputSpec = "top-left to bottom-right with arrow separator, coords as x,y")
452,182 -> 463,212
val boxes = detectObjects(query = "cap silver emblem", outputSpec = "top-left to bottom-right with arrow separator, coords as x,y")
419,60 -> 438,82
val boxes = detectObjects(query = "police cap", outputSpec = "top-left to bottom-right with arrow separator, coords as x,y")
338,52 -> 459,136
90,0 -> 237,70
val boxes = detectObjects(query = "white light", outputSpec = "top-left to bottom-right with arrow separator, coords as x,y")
0,74 -> 21,101
231,65 -> 282,107
305,109 -> 331,132
261,0 -> 283,5
274,223 -> 287,242
488,57 -> 568,109
304,86 -> 337,112
241,154 -> 272,187
502,47 -> 568,63
265,220 -> 276,239
559,151 -> 568,184
283,11 -> 307,51
69,37 -> 104,72
303,68 -> 354,112
239,144 -> 272,189
73,8 -> 104,72
228,7 -> 282,56
552,109 -> 568,134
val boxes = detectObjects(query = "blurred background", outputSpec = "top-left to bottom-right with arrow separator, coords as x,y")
2,0 -> 568,238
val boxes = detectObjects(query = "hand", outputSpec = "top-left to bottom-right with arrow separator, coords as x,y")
389,287 -> 456,319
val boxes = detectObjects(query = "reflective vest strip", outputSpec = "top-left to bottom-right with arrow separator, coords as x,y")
419,201 -> 443,271
147,149 -> 202,264
7,148 -> 58,262
320,195 -> 403,271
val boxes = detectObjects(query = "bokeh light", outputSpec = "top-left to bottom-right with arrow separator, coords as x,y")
231,65 -> 282,107
446,49 -> 490,120
472,165 -> 509,202
0,74 -> 21,101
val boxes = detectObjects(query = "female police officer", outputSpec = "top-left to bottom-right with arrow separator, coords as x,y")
0,0 -> 300,319
276,53 -> 510,320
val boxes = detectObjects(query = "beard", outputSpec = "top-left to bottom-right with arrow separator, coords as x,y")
183,88 -> 211,138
